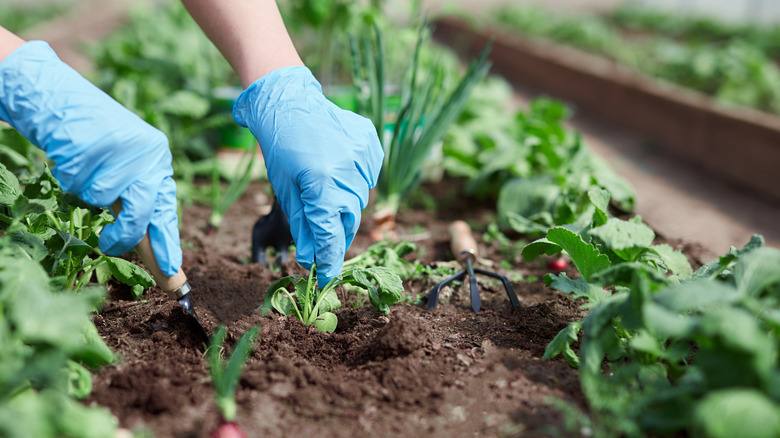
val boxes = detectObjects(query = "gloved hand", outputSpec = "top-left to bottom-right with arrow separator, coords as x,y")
0,41 -> 181,276
234,66 -> 383,286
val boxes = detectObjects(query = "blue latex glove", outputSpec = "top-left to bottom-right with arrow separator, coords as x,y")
234,66 -> 383,286
0,41 -> 182,276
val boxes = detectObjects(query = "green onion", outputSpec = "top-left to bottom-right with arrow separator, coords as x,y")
351,19 -> 492,217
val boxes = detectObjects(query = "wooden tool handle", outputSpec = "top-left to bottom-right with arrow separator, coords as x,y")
449,220 -> 478,263
111,200 -> 188,295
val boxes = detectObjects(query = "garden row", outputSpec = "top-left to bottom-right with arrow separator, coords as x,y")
434,8 -> 780,203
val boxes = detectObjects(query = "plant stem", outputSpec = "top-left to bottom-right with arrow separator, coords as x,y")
281,288 -> 304,323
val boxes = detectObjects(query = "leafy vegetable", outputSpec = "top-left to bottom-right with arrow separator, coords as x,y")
261,264 -> 404,332
342,240 -> 421,279
0,243 -> 117,437
0,159 -> 156,297
523,183 -> 780,436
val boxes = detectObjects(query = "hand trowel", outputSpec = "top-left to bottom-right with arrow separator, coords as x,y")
111,200 -> 208,340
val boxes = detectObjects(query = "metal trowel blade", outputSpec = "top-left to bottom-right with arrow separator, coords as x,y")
177,294 -> 209,340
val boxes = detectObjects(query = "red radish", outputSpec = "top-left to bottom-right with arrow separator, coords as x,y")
210,420 -> 247,438
547,257 -> 567,271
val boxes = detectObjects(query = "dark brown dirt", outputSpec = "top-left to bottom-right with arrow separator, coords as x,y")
86,179 -> 704,437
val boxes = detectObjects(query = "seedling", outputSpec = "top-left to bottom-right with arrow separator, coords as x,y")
206,325 -> 259,438
350,20 -> 492,235
207,147 -> 258,234
261,264 -> 404,333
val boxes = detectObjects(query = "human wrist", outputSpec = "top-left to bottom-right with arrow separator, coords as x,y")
0,27 -> 25,64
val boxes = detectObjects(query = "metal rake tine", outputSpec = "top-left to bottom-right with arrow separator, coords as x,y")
427,269 -> 467,311
474,268 -> 522,310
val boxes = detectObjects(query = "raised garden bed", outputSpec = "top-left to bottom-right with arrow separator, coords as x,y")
432,17 -> 780,203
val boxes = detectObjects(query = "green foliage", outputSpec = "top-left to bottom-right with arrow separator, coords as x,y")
0,159 -> 155,297
0,245 -> 117,437
0,0 -> 75,34
543,320 -> 582,367
445,85 -> 635,234
206,325 -> 259,423
493,4 -> 780,115
692,389 -> 780,438
524,187 -> 780,436
350,20 -> 492,215
261,264 -> 404,332
610,5 -> 780,59
342,240 -> 421,279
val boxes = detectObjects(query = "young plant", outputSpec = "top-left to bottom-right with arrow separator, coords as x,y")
206,325 -> 259,438
260,264 -> 404,333
342,240 -> 421,280
350,20 -> 492,235
207,146 -> 258,234
1,161 -> 155,297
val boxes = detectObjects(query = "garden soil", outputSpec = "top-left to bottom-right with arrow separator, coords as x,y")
86,180 -> 709,438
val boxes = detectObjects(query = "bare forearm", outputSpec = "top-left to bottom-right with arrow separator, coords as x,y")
181,0 -> 303,87
0,26 -> 25,64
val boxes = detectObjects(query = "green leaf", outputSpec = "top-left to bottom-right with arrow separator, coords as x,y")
589,154 -> 635,212
314,311 -> 338,333
64,360 -> 92,399
156,90 -> 211,118
522,237 -> 562,261
733,247 -> 780,297
347,266 -> 405,314
588,217 -> 655,260
207,325 -> 259,422
694,307 -> 775,389
0,163 -> 22,207
591,262 -> 670,288
693,234 -> 764,279
130,284 -> 144,298
260,275 -> 299,316
543,320 -> 581,367
315,288 -> 341,314
653,279 -> 739,312
642,301 -> 696,339
547,227 -> 611,281
57,389 -> 119,438
544,272 -> 610,306
650,243 -> 693,278
94,260 -> 112,284
505,211 -> 553,235
9,229 -> 47,262
52,229 -> 91,256
693,389 -> 780,438
105,256 -> 154,290
587,186 -> 610,226
497,176 -> 561,228
74,317 -> 116,368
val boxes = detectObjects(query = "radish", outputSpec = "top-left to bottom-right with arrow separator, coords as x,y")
547,257 -> 567,271
210,420 -> 248,438
206,326 -> 259,438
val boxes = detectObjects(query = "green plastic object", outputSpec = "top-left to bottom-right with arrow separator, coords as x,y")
213,86 -> 257,150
